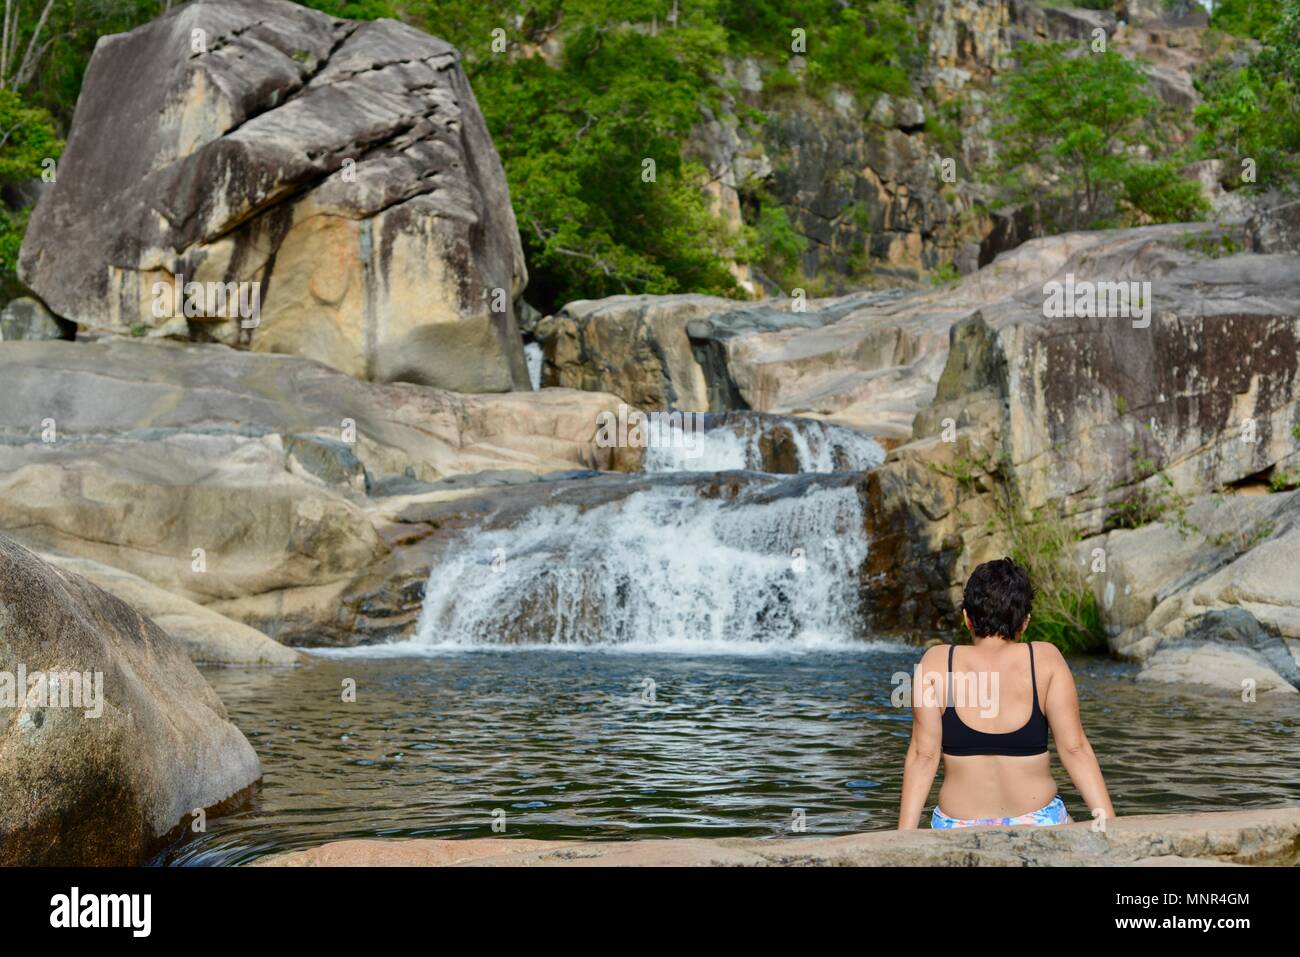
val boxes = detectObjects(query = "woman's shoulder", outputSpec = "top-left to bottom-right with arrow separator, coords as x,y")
1028,640 -> 1068,670
920,641 -> 952,667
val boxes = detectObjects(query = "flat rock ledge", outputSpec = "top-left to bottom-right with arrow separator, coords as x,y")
254,807 -> 1300,867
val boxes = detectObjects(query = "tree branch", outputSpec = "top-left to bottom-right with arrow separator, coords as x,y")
14,0 -> 57,91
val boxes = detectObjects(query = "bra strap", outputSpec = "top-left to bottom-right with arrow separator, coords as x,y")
1027,642 -> 1040,709
947,643 -> 955,710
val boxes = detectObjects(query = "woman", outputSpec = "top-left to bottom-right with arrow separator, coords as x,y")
898,558 -> 1116,829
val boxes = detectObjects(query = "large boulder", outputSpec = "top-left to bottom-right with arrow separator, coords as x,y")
537,294 -> 734,410
1137,608 -> 1300,694
862,224 -> 1300,632
0,535 -> 261,865
18,0 -> 529,392
950,250 -> 1300,531
1249,197 -> 1300,255
1074,491 -> 1300,641
1071,488 -> 1300,693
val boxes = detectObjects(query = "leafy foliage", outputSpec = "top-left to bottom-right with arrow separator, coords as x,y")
300,0 -> 399,17
412,2 -> 745,307
1104,448 -> 1194,532
720,0 -> 916,99
404,0 -> 918,307
752,202 -> 807,282
0,88 -> 61,186
991,41 -> 1206,230
1194,0 -> 1300,188
1116,159 -> 1209,225
1209,0 -> 1282,38
0,88 -> 61,300
963,449 -> 1106,653
0,205 -> 31,302
1000,496 -> 1106,653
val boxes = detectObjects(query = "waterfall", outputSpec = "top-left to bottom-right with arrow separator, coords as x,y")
642,413 -> 884,474
400,412 -> 886,651
413,479 -> 870,649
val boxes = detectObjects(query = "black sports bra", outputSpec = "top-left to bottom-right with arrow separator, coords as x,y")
941,643 -> 1049,757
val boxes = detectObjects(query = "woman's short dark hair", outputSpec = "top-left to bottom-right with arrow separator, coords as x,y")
961,558 -> 1033,640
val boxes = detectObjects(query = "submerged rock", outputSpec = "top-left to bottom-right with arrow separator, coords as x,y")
18,0 -> 528,392
0,535 -> 261,865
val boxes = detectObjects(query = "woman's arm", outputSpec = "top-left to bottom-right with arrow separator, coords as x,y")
898,645 -> 945,829
1039,642 -> 1117,823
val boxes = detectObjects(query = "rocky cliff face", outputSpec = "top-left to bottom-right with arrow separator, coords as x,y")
536,224 -> 1159,439
18,0 -> 530,392
683,0 -> 1008,289
687,0 -> 1221,290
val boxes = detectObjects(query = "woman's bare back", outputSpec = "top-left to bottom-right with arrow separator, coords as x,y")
936,640 -> 1058,820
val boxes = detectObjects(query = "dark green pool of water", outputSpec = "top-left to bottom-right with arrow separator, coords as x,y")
156,648 -> 1299,865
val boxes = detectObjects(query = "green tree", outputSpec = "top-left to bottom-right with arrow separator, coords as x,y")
992,42 -> 1206,229
413,0 -> 747,308
0,87 -> 61,300
1209,0 -> 1281,38
1117,160 -> 1210,225
0,205 -> 31,300
0,88 -> 60,183
720,0 -> 916,99
1195,0 -> 1300,188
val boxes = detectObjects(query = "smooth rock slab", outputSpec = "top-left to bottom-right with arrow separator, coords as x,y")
254,807 -> 1300,867
38,552 -> 302,666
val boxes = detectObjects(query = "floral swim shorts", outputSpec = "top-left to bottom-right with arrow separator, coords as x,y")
931,795 -> 1072,829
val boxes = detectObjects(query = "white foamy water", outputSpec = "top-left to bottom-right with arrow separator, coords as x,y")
309,635 -> 914,659
642,417 -> 884,474
524,341 -> 544,391
413,482 -> 870,648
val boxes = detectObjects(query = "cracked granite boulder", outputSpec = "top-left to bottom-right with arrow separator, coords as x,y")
18,0 -> 529,393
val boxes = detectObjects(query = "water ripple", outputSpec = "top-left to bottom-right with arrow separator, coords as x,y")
155,650 -> 1299,865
